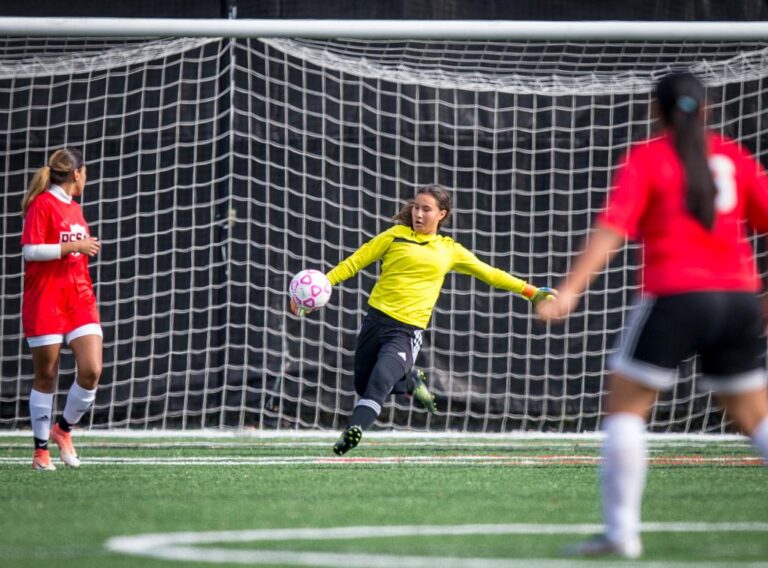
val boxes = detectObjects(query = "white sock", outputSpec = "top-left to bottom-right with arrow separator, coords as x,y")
600,413 -> 648,545
62,382 -> 97,426
29,389 -> 54,442
751,416 -> 768,465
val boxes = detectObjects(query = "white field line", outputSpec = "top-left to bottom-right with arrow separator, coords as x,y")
0,440 -> 607,448
0,429 -> 750,442
0,440 -> 753,450
1,455 -> 762,466
106,523 -> 768,567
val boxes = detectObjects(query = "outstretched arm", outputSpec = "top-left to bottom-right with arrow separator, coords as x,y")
452,243 -> 556,305
325,229 -> 394,286
536,225 -> 625,322
290,229 -> 394,317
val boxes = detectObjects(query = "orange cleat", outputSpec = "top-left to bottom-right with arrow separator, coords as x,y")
32,448 -> 56,471
50,423 -> 81,468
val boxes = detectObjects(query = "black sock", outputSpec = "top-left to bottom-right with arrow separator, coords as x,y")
349,405 -> 378,430
34,438 -> 48,450
56,417 -> 72,433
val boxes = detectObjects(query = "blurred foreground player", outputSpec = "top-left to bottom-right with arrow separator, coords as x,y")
537,72 -> 768,557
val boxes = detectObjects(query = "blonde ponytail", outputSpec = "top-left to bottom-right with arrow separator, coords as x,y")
21,166 -> 51,218
21,148 -> 84,217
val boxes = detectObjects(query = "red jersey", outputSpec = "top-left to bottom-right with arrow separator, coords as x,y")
597,132 -> 768,296
21,185 -> 99,337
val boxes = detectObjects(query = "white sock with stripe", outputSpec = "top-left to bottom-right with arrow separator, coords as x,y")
600,412 -> 647,545
62,382 -> 97,426
29,389 -> 54,442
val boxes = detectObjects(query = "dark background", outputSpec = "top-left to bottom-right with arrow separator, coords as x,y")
1,1 -> 767,433
0,0 -> 767,20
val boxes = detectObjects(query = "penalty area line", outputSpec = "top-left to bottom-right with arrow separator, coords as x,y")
106,522 -> 768,567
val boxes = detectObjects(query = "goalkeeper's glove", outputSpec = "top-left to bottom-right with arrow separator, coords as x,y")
290,299 -> 313,317
529,286 -> 558,306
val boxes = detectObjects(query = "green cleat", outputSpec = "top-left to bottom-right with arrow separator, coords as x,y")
408,368 -> 436,414
333,425 -> 363,456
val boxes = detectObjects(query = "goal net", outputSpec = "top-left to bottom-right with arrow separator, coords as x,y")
2,30 -> 767,433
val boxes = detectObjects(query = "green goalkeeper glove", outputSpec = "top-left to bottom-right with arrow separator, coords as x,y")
530,286 -> 558,306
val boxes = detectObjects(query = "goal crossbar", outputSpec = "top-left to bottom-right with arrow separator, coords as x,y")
1,17 -> 768,40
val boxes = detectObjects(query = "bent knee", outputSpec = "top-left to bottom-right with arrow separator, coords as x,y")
77,364 -> 102,388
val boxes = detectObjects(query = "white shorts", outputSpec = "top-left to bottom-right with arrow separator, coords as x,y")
27,323 -> 103,348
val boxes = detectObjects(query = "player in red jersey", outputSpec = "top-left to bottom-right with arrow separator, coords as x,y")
537,72 -> 768,558
21,148 -> 103,470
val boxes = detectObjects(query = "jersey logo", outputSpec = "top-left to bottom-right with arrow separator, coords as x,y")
398,352 -> 407,361
60,223 -> 88,255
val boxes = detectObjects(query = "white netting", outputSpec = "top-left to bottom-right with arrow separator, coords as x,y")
263,38 -> 768,93
0,37 -> 217,78
1,34 -> 767,433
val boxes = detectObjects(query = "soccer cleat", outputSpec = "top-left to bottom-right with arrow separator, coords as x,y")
562,534 -> 643,559
50,423 -> 81,468
408,368 -> 436,414
333,425 -> 363,456
32,448 -> 56,471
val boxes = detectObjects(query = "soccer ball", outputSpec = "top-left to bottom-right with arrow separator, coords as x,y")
289,269 -> 332,312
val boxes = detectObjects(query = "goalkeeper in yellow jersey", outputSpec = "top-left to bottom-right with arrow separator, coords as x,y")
294,184 -> 556,455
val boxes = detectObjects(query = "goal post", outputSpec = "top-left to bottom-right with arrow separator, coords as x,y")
1,19 -> 767,433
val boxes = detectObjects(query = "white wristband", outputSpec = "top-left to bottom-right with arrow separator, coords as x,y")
22,243 -> 62,261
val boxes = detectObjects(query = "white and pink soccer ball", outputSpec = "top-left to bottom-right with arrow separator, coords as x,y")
289,269 -> 332,312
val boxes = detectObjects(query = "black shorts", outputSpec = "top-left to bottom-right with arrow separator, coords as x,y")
609,292 -> 767,393
354,307 -> 424,391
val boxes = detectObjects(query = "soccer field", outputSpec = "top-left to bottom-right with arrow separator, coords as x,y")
1,432 -> 767,567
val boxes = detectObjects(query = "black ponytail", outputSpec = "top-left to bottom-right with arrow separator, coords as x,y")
655,72 -> 716,230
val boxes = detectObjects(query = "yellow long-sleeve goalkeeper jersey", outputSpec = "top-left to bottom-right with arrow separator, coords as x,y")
326,224 -> 532,329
